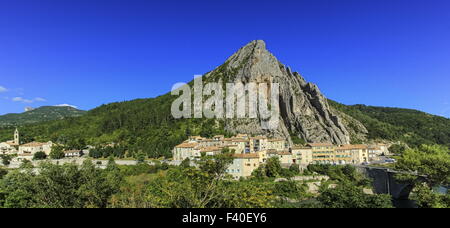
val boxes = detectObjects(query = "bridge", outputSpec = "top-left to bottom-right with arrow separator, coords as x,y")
355,166 -> 421,200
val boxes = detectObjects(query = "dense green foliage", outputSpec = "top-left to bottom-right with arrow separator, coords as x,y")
0,155 -> 12,166
0,90 -> 447,161
33,151 -> 47,160
0,106 -> 86,127
0,168 -> 6,179
110,152 -> 275,208
49,145 -> 65,160
307,164 -> 371,187
251,157 -> 301,180
308,164 -> 393,208
318,183 -> 394,208
0,94 -> 230,159
89,146 -> 127,159
0,155 -> 401,208
395,145 -> 450,208
0,161 -> 122,208
389,144 -> 407,155
329,100 -> 450,148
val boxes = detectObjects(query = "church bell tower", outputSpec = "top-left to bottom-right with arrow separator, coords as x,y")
14,128 -> 19,145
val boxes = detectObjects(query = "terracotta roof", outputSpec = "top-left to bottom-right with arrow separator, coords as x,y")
20,142 -> 48,147
2,141 -> 17,146
307,143 -> 334,147
231,138 -> 248,142
336,144 -> 368,150
175,142 -> 198,148
292,146 -> 312,150
368,146 -> 382,150
233,153 -> 259,159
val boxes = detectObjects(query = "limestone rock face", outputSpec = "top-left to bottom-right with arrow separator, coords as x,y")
204,40 -> 366,145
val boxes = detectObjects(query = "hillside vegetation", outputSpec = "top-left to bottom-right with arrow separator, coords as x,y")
0,94 -> 228,158
329,100 -> 450,148
0,106 -> 86,127
0,94 -> 448,160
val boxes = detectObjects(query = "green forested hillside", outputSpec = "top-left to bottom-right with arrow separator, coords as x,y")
329,100 -> 450,148
0,94 -> 228,158
0,95 -> 448,159
0,106 -> 86,127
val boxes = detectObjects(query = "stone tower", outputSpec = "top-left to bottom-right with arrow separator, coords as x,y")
14,128 -> 19,145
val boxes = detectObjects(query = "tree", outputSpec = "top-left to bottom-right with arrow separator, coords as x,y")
265,157 -> 282,178
0,161 -> 122,208
49,145 -> 65,160
180,158 -> 191,169
396,145 -> 450,188
89,148 -> 102,159
19,160 -> 34,169
288,164 -> 300,175
143,153 -> 236,208
389,144 -> 407,155
318,183 -> 393,208
251,166 -> 267,180
33,152 -> 47,160
0,168 -> 7,179
106,156 -> 118,172
395,145 -> 450,208
0,155 -> 12,166
274,180 -> 307,201
412,183 -> 449,208
136,152 -> 146,163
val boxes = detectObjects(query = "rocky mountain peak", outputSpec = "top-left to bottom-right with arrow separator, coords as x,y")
204,40 -> 366,145
225,40 -> 281,80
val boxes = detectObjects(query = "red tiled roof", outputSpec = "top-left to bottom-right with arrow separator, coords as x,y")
175,143 -> 198,148
307,143 -> 334,147
20,142 -> 48,147
233,153 -> 259,159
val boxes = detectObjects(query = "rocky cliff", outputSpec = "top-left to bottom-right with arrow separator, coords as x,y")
204,40 -> 367,144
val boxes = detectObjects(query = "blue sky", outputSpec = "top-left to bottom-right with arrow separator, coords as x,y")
0,0 -> 449,117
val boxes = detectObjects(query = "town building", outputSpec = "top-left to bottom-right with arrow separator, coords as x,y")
291,146 -> 314,169
368,145 -> 383,161
64,150 -> 84,158
172,134 -> 381,179
17,153 -> 34,161
273,151 -> 295,167
308,143 -> 335,164
267,138 -> 286,151
0,128 -> 20,154
0,142 -> 17,155
226,153 -> 260,180
19,141 -> 53,156
173,142 -> 199,161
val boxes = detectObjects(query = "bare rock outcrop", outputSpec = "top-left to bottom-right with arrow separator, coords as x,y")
204,40 -> 367,145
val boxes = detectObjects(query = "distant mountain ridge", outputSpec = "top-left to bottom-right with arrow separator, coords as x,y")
0,106 -> 86,127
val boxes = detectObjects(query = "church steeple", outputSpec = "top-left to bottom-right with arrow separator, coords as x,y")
14,128 -> 19,145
